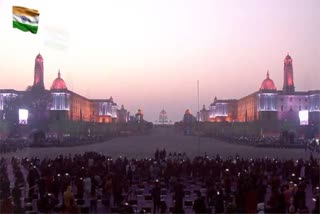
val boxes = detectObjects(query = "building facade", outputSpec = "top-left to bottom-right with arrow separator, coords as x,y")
159,109 -> 169,124
0,54 -> 129,131
208,98 -> 237,122
201,54 -> 320,125
183,109 -> 196,123
117,105 -> 129,123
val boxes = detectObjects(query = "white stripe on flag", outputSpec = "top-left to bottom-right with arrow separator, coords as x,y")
13,14 -> 39,26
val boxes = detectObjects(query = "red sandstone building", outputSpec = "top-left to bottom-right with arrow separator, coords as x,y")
0,54 -> 130,126
202,54 -> 320,124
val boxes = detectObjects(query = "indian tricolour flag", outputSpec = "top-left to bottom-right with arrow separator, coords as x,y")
13,6 -> 40,34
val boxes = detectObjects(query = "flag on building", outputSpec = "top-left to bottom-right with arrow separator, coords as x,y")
13,6 -> 39,34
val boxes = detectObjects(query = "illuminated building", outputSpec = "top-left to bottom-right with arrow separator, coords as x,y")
208,98 -> 237,122
0,90 -> 19,111
117,105 -> 129,123
159,109 -> 169,124
33,53 -> 45,89
204,54 -> 320,125
198,105 -> 210,122
135,109 -> 144,122
0,54 -> 128,131
183,109 -> 196,123
283,54 -> 294,93
50,70 -> 119,123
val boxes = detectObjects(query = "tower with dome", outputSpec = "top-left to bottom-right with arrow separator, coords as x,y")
159,109 -> 169,124
203,53 -> 320,126
0,53 -> 130,137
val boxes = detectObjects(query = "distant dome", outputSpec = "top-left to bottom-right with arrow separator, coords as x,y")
137,109 -> 143,115
160,109 -> 167,115
185,109 -> 192,115
260,71 -> 276,91
159,109 -> 168,124
51,70 -> 68,90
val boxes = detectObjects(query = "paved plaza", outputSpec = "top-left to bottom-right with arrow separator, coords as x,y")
1,127 -> 319,213
2,127 -> 316,160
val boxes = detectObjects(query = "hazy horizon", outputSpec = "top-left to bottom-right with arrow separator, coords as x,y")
1,0 -> 319,122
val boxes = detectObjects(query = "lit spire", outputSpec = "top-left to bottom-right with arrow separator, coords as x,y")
267,70 -> 269,79
58,69 -> 61,78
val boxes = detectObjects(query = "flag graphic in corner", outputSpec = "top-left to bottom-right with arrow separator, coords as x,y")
13,6 -> 40,34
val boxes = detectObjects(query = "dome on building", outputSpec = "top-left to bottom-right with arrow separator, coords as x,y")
137,109 -> 143,115
160,109 -> 167,115
260,71 -> 276,91
51,70 -> 68,90
185,109 -> 192,115
159,109 -> 168,124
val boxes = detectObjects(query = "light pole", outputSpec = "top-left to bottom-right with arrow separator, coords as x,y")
197,80 -> 200,156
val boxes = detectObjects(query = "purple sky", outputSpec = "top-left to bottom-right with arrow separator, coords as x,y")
0,0 -> 319,121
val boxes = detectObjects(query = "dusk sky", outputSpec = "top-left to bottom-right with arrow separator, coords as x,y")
0,0 -> 319,122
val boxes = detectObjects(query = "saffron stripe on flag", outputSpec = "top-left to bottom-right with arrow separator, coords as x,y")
13,6 -> 39,17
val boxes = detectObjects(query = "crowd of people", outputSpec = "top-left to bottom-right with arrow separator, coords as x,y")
216,135 -> 281,146
211,132 -> 320,152
0,135 -> 115,154
0,138 -> 29,154
0,149 -> 319,213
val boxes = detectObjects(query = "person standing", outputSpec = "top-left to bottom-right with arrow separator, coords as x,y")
63,185 -> 74,211
152,181 -> 161,213
90,189 -> 98,213
11,182 -> 21,209
173,181 -> 184,213
193,192 -> 206,214
83,175 -> 92,199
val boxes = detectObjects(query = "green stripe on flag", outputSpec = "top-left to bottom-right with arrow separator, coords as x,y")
13,20 -> 38,34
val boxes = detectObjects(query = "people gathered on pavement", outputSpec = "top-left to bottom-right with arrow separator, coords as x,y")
0,149 -> 319,213
0,136 -> 114,154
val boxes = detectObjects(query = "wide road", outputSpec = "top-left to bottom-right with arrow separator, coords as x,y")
2,127 -> 316,160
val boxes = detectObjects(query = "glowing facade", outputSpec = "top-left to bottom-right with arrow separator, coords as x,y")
0,90 -> 19,111
198,105 -> 210,122
0,54 -> 128,125
159,109 -> 169,124
135,109 -> 144,122
33,53 -> 45,89
283,54 -> 294,93
183,109 -> 196,123
203,54 -> 320,124
117,105 -> 129,123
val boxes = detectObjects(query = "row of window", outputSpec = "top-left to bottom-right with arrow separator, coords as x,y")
280,97 -> 308,102
280,105 -> 308,112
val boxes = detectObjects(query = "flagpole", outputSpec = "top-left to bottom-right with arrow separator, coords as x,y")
197,80 -> 200,156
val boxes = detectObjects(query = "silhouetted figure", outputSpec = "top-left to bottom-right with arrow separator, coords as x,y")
12,183 -> 21,209
193,192 -> 206,214
90,189 -> 98,213
152,181 -> 161,213
173,182 -> 184,213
